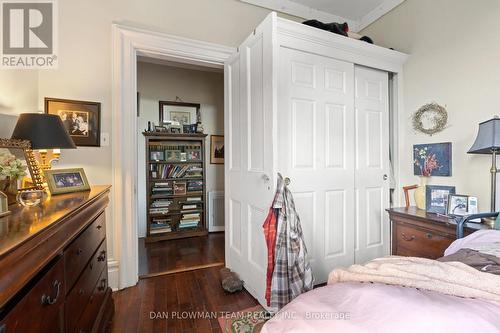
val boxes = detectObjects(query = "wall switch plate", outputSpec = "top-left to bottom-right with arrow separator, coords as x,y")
101,133 -> 110,147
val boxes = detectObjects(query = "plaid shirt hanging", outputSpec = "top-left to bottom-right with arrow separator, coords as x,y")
268,174 -> 314,311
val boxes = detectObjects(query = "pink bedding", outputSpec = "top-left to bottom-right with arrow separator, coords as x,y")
261,282 -> 500,333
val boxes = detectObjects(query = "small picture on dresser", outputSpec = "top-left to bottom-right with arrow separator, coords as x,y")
426,185 -> 455,214
44,168 -> 90,195
447,194 -> 469,216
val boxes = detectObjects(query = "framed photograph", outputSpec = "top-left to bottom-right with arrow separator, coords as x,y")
210,135 -> 224,164
154,125 -> 167,132
0,139 -> 44,204
159,101 -> 200,127
150,151 -> 164,161
447,194 -> 469,216
425,185 -> 456,214
170,125 -> 182,134
45,97 -> 101,147
186,150 -> 201,161
173,182 -> 187,195
413,142 -> 452,176
44,168 -> 90,195
166,151 -> 181,161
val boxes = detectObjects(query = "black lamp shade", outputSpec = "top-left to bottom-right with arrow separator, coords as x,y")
468,117 -> 500,154
11,113 -> 76,149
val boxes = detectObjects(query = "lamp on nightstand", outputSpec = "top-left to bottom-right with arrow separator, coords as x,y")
468,116 -> 500,211
11,113 -> 76,170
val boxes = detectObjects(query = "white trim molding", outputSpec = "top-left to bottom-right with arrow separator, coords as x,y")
111,24 -> 234,290
107,258 -> 119,291
240,0 -> 406,32
357,0 -> 406,31
240,0 -> 358,28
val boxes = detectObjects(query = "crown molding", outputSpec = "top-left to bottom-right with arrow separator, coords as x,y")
240,0 -> 407,32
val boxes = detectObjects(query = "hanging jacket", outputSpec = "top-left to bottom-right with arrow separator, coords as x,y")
263,207 -> 278,306
269,174 -> 314,310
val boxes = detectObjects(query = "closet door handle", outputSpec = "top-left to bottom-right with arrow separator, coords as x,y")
383,174 -> 388,180
262,174 -> 270,182
401,232 -> 416,241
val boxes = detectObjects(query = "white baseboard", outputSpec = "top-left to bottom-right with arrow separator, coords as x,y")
107,258 -> 119,291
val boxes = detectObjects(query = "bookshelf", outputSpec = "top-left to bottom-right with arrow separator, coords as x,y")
143,132 -> 208,242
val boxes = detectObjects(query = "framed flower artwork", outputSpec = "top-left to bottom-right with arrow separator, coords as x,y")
413,142 -> 452,177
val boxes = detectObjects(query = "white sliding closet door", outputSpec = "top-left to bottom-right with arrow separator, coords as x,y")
354,66 -> 390,264
278,47 -> 356,283
224,15 -> 276,306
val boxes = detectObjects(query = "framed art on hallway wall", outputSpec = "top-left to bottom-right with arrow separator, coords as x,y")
210,135 -> 224,164
45,97 -> 101,147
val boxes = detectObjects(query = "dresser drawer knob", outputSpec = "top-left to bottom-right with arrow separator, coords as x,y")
401,232 -> 416,241
426,233 -> 433,239
77,248 -> 83,255
96,224 -> 102,230
41,280 -> 61,305
97,250 -> 106,262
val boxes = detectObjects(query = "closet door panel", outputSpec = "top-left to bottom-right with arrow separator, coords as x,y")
278,47 -> 355,283
224,14 -> 276,308
354,66 -> 390,264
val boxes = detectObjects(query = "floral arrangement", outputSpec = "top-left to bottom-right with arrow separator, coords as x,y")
414,147 -> 440,177
0,152 -> 27,181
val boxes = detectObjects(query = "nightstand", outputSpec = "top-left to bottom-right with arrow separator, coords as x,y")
387,207 -> 490,259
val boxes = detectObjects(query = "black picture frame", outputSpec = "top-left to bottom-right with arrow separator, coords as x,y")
45,97 -> 101,147
159,101 -> 200,125
425,185 -> 456,214
447,194 -> 469,216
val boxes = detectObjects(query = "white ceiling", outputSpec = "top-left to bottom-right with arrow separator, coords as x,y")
290,0 -> 385,21
240,0 -> 406,32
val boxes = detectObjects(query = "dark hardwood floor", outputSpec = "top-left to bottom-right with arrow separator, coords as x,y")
110,266 -> 259,333
139,232 -> 225,277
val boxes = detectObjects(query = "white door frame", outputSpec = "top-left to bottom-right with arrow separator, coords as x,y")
111,24 -> 234,289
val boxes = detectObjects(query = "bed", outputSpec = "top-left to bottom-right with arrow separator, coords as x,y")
261,217 -> 500,333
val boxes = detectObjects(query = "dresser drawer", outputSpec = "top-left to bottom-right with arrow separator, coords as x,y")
65,213 -> 106,290
1,258 -> 65,333
394,223 -> 454,259
73,268 -> 109,333
65,240 -> 107,333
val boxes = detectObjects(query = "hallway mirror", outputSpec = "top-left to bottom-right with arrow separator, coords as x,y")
159,101 -> 200,126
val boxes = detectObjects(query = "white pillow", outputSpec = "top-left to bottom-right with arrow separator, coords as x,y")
444,229 -> 500,256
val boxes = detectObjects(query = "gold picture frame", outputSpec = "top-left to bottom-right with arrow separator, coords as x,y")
0,138 -> 44,191
210,135 -> 224,164
44,168 -> 90,195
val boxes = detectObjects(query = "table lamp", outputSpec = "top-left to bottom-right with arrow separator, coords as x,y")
468,116 -> 500,211
11,113 -> 76,170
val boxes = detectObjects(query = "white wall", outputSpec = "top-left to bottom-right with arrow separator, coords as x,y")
136,62 -> 224,237
0,0 -> 300,288
361,0 -> 500,211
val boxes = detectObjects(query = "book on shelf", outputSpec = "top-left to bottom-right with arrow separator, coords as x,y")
150,227 -> 172,234
151,199 -> 172,208
186,196 -> 202,202
149,164 -> 203,179
178,222 -> 199,229
182,212 -> 200,219
182,204 -> 198,210
149,208 -> 169,214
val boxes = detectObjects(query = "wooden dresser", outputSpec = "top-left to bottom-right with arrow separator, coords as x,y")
0,186 -> 114,333
387,207 -> 490,259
